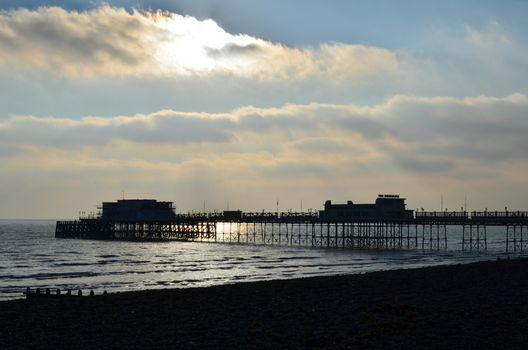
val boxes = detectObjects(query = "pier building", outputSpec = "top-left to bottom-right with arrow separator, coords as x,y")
319,195 -> 413,221
101,199 -> 176,221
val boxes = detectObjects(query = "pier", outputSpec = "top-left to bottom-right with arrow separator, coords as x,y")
56,197 -> 528,254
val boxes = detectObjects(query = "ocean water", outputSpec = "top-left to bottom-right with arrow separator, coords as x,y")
0,220 -> 518,301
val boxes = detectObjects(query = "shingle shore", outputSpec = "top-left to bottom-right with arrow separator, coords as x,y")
1,259 -> 527,349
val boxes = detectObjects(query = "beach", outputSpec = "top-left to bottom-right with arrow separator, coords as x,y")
1,258 -> 527,349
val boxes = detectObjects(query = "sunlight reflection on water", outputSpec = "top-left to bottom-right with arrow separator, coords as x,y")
0,220 -> 511,301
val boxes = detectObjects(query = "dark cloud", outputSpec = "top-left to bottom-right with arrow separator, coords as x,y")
0,144 -> 24,157
381,96 -> 528,163
291,139 -> 350,153
237,113 -> 313,135
394,155 -> 456,173
0,114 -> 235,147
207,43 -> 262,58
334,116 -> 386,139
259,162 -> 328,178
129,115 -> 235,144
0,6 -> 160,76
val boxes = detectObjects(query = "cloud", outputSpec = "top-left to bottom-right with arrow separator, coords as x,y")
0,144 -> 23,157
3,5 -> 525,123
1,4 -> 528,217
0,6 -> 157,76
2,93 -> 528,167
2,92 -> 528,216
0,111 -> 235,147
315,44 -> 402,77
465,21 -> 511,48
289,138 -> 352,154
0,5 -> 410,80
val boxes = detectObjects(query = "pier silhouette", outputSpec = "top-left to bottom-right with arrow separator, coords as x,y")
56,196 -> 528,253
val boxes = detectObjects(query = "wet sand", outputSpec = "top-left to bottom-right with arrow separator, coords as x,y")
1,258 -> 527,349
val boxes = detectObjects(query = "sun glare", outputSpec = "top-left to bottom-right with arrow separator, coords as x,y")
151,11 -> 260,74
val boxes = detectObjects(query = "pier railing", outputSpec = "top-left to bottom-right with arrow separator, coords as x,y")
75,210 -> 528,225
471,211 -> 528,222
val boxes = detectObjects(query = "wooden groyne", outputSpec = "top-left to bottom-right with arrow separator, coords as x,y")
23,287 -> 106,299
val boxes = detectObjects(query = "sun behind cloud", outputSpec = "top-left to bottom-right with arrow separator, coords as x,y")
0,5 -> 407,80
150,9 -> 262,74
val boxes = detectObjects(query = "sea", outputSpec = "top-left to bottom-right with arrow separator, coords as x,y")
0,219 -> 520,301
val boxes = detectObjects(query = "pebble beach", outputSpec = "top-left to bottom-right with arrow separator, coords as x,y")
1,258 -> 527,349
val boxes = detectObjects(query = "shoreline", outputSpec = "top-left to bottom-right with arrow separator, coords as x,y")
2,259 -> 528,349
0,253 -> 495,303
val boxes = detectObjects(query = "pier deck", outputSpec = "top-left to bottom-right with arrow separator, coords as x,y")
56,211 -> 528,254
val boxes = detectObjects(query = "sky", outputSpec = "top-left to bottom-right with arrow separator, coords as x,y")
1,1 -> 527,218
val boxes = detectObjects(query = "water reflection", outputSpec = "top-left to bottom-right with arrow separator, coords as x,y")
0,220 -> 513,301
